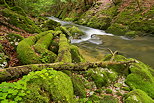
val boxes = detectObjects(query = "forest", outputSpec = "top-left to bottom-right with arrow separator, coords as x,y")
0,0 -> 154,103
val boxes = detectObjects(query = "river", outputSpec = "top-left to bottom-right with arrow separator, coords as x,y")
48,17 -> 154,68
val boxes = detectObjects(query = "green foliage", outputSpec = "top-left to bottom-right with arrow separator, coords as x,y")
0,44 -> 9,69
124,89 -> 154,103
0,68 -> 74,103
6,33 -> 24,49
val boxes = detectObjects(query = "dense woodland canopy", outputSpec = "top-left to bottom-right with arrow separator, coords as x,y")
0,0 -> 154,103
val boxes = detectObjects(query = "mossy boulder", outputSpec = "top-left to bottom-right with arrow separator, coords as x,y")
1,8 -> 41,33
17,30 -> 56,64
68,26 -> 85,39
70,45 -> 85,63
0,69 -> 74,103
56,34 -> 72,63
71,74 -> 87,98
124,89 -> 154,103
86,68 -> 118,88
42,19 -> 61,30
125,60 -> 154,98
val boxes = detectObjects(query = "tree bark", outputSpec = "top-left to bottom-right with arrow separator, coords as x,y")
0,60 -> 136,83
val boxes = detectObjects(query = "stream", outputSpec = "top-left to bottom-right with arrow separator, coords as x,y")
48,17 -> 154,68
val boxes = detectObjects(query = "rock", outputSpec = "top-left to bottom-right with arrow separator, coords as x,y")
124,89 -> 154,103
0,69 -> 75,103
86,67 -> 118,88
125,60 -> 154,98
42,19 -> 61,30
68,26 -> 85,39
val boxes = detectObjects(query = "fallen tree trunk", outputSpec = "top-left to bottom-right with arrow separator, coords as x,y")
0,60 -> 136,82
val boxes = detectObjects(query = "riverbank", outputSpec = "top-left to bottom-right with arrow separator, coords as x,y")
49,0 -> 154,37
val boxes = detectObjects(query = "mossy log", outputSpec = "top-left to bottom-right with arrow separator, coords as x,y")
55,33 -> 72,63
0,60 -> 135,82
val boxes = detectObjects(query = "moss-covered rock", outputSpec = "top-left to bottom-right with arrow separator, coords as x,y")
55,34 -> 72,63
1,8 -> 41,33
17,30 -> 55,64
0,69 -> 74,103
124,89 -> 154,103
34,33 -> 57,63
42,19 -> 61,30
70,45 -> 85,63
71,74 -> 87,98
86,68 -> 118,88
125,60 -> 154,98
68,26 -> 85,39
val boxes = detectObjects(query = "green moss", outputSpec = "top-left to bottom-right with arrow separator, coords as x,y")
42,19 -> 61,30
105,89 -> 113,94
100,95 -> 119,103
106,23 -> 129,35
102,54 -> 129,75
70,45 -> 85,63
124,89 -> 154,103
55,34 -> 72,63
59,26 -> 72,38
0,69 -> 74,103
86,68 -> 118,88
71,74 -> 87,98
125,60 -> 154,98
17,31 -> 54,64
68,26 -> 85,38
1,8 -> 41,33
34,33 -> 57,63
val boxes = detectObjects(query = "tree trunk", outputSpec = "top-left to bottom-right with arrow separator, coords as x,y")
0,60 -> 136,83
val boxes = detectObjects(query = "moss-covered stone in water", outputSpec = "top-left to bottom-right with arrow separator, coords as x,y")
124,89 -> 154,103
86,68 -> 118,88
42,19 -> 61,30
70,45 -> 85,63
125,60 -> 154,98
1,8 -> 41,33
68,26 -> 85,39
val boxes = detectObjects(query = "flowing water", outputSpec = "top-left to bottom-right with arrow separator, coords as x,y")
48,17 -> 154,68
